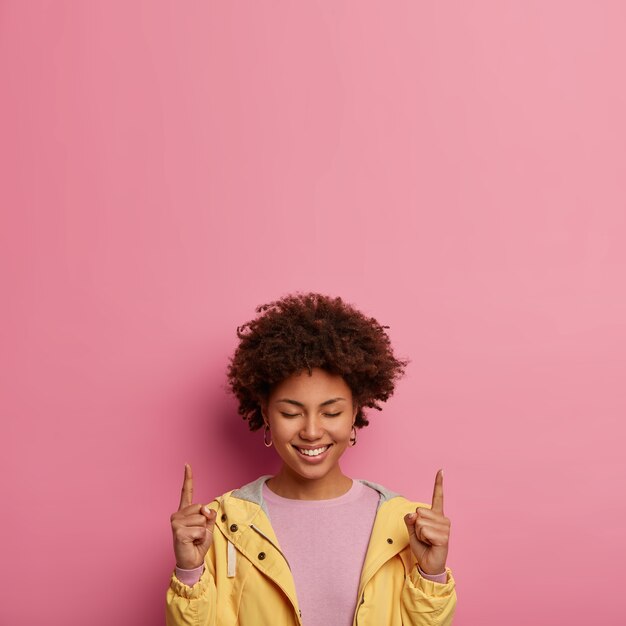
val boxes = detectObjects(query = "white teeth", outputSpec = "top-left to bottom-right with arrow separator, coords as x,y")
297,445 -> 330,457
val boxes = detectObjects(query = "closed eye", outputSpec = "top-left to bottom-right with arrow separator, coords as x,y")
280,411 -> 342,417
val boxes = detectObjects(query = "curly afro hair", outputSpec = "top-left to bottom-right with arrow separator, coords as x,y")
226,292 -> 409,431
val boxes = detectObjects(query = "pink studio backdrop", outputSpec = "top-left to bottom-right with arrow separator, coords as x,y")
1,2 -> 625,625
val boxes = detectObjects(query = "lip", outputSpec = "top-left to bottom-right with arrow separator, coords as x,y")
291,444 -> 333,464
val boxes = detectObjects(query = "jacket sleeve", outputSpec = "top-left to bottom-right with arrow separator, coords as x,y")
165,564 -> 217,626
400,564 -> 457,626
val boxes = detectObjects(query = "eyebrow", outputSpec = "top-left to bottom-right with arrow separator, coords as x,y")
276,397 -> 347,407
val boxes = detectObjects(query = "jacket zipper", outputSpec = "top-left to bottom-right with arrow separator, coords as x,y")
250,524 -> 293,570
250,524 -> 301,624
354,592 -> 365,626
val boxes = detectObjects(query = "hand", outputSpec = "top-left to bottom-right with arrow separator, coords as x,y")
404,469 -> 451,575
170,464 -> 217,569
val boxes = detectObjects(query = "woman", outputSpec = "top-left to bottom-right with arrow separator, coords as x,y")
166,293 -> 457,625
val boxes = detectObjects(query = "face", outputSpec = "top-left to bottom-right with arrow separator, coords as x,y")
262,368 -> 358,484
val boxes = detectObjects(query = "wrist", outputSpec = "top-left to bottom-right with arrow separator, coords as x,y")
175,558 -> 204,570
418,563 -> 446,576
176,563 -> 204,571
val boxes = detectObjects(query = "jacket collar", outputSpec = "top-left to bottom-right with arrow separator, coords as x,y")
231,474 -> 401,517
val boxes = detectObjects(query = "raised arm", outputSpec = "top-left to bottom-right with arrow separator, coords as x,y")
166,464 -> 218,626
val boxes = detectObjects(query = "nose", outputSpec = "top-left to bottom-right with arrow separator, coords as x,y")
300,415 -> 324,441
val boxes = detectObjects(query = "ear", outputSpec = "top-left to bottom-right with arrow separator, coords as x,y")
352,401 -> 359,422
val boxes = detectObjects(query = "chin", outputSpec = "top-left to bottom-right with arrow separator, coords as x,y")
288,447 -> 345,477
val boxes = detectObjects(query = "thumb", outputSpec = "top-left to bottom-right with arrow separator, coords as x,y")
404,512 -> 417,535
196,506 -> 217,554
201,505 -> 217,530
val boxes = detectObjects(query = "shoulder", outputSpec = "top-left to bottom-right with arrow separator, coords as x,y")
204,475 -> 271,504
204,475 -> 271,520
356,480 -> 432,551
357,478 -> 431,514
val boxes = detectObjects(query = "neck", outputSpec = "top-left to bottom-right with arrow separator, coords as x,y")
267,464 -> 353,500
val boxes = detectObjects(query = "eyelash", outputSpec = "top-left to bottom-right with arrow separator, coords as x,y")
280,412 -> 342,418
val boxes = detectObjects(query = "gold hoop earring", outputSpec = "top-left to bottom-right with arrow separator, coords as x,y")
349,425 -> 357,447
263,425 -> 273,448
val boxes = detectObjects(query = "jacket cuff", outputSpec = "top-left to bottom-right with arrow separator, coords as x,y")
408,565 -> 456,596
169,562 -> 212,599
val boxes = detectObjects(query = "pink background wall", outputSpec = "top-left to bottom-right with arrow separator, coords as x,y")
1,2 -> 625,624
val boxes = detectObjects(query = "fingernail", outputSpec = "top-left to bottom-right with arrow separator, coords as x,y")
204,505 -> 211,514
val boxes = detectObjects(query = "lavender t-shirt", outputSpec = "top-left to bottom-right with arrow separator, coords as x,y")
263,480 -> 379,626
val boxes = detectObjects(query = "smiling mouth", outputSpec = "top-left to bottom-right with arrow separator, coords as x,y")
293,444 -> 332,457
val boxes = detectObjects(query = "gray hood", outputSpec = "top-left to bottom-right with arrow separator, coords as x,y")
231,475 -> 401,519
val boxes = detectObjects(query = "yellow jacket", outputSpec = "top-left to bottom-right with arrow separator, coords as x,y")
166,476 -> 457,626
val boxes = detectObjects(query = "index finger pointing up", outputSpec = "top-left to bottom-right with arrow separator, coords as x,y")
178,463 -> 194,511
431,468 -> 444,514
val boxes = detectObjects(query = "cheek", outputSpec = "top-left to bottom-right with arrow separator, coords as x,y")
270,421 -> 298,442
332,422 -> 353,440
